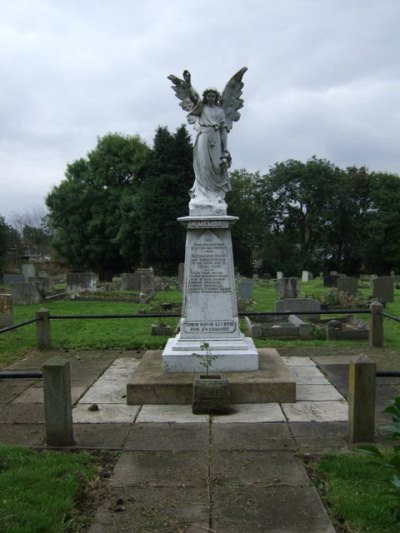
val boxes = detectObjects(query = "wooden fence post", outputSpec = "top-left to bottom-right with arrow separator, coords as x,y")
43,357 -> 75,446
348,355 -> 376,443
369,301 -> 384,347
36,308 -> 51,350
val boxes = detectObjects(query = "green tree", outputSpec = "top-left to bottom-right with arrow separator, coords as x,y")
363,172 -> 400,274
135,125 -> 194,274
227,169 -> 261,276
46,133 -> 150,271
0,217 -> 20,275
255,157 -> 342,274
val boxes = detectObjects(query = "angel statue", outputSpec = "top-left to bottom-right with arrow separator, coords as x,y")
168,67 -> 247,215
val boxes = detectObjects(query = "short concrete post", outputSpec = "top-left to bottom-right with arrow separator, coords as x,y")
348,356 -> 376,443
36,308 -> 51,350
369,301 -> 384,347
43,357 -> 75,446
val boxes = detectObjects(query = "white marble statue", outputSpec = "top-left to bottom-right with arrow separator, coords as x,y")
168,68 -> 247,215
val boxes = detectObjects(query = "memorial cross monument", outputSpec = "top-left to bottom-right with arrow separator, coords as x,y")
162,68 -> 258,372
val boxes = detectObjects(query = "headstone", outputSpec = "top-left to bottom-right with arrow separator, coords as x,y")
337,276 -> 358,296
139,269 -> 155,297
66,272 -> 97,295
275,298 -> 320,319
276,271 -> 283,280
278,277 -> 298,299
8,282 -> 42,304
121,272 -> 140,291
323,275 -> 338,287
34,276 -> 52,294
239,278 -> 254,299
3,273 -> 25,285
301,271 -> 309,282
21,263 -> 36,279
372,276 -> 394,303
0,294 -> 13,328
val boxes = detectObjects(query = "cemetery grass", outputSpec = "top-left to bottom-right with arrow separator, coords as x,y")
0,446 -> 118,533
311,451 -> 399,533
1,280 -> 400,368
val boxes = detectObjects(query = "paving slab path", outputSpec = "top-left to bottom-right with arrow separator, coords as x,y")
1,346 -> 400,532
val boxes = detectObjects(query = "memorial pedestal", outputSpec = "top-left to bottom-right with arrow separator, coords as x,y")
162,215 -> 258,372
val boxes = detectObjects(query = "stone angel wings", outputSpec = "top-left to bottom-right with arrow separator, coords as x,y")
167,67 -> 248,130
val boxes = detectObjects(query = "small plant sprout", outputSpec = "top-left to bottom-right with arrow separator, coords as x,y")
192,341 -> 218,376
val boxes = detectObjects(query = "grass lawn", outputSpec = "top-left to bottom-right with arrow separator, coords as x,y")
1,278 -> 400,368
314,451 -> 400,533
0,446 -> 117,533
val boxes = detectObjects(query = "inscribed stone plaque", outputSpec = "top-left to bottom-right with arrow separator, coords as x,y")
181,230 -> 238,339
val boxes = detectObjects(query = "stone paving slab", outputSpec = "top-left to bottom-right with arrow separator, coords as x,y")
0,403 -> 45,423
124,423 -> 209,451
0,424 -> 45,446
89,485 -> 209,533
213,402 -> 285,423
282,399 -> 348,422
287,365 -> 331,385
212,485 -> 336,533
0,381 -> 33,402
211,422 -> 296,451
13,386 -> 86,405
282,356 -> 317,367
79,381 -> 128,404
210,450 -> 309,487
73,404 -> 140,424
72,423 -> 130,448
296,383 -> 344,401
110,450 -> 208,488
136,404 -> 208,424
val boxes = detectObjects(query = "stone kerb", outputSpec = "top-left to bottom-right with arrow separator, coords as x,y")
337,276 -> 358,296
372,276 -> 394,303
275,298 -> 321,320
3,273 -> 25,285
0,294 -> 13,328
66,272 -> 97,295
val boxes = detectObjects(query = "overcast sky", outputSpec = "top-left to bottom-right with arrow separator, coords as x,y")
1,0 -> 399,223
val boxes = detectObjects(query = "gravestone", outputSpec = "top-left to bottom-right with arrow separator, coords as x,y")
21,263 -> 36,279
8,282 -> 42,304
276,271 -> 283,280
372,276 -> 394,303
337,276 -> 358,296
301,271 -> 309,282
275,298 -> 320,319
0,294 -> 13,328
121,273 -> 140,291
323,275 -> 338,287
66,272 -> 97,295
3,273 -> 25,285
278,277 -> 298,299
239,278 -> 254,300
138,268 -> 155,297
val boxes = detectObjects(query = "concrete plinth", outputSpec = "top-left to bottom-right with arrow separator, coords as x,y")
162,336 -> 259,372
127,348 -> 296,405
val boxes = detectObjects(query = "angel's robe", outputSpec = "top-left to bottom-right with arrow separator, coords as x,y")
189,104 -> 230,201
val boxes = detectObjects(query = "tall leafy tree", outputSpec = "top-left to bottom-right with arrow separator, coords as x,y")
256,157 -> 341,274
227,169 -> 261,276
46,133 -> 150,271
363,172 -> 400,274
135,125 -> 194,274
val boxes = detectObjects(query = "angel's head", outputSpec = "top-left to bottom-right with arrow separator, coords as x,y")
202,87 -> 220,105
